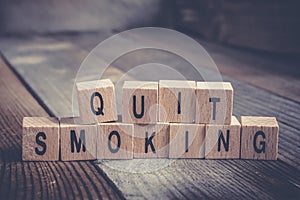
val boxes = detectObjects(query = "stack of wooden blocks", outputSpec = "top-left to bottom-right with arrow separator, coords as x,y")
22,79 -> 279,161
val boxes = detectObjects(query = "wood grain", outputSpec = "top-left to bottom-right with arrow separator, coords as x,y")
98,78 -> 300,199
122,81 -> 158,124
159,80 -> 196,123
0,57 -> 123,199
97,123 -> 133,159
1,33 -> 300,199
205,116 -> 241,159
169,123 -> 205,158
198,39 -> 300,104
60,117 -> 97,161
196,82 -> 233,125
22,117 -> 60,161
76,79 -> 118,124
134,123 -> 170,158
241,116 -> 279,160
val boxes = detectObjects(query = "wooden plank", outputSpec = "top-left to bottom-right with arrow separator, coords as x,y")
0,35 -> 133,118
0,36 -> 87,117
54,32 -> 300,104
0,36 -> 121,118
98,159 -> 300,199
198,39 -> 300,104
0,58 -> 123,199
1,33 -> 300,199
2,32 -> 298,123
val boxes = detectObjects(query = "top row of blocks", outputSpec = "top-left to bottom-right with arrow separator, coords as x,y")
76,79 -> 233,125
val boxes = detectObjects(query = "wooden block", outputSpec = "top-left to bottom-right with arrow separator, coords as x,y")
22,117 -> 59,161
60,118 -> 97,161
159,80 -> 196,123
241,116 -> 279,160
196,82 -> 233,125
122,81 -> 158,124
134,123 -> 169,158
76,79 -> 117,124
169,123 -> 205,158
97,123 -> 133,159
205,116 -> 241,159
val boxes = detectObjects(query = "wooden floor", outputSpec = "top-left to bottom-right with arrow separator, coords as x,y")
0,32 -> 299,199
0,58 -> 123,199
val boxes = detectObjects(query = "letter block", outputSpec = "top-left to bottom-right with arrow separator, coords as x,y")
159,80 -> 196,123
60,118 -> 97,161
97,123 -> 133,159
76,79 -> 117,124
134,123 -> 169,158
205,116 -> 241,159
241,116 -> 279,160
22,117 -> 59,161
169,124 -> 205,158
122,81 -> 158,124
196,82 -> 233,125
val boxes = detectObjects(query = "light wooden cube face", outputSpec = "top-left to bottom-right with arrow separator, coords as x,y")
97,123 -> 133,159
60,118 -> 97,161
169,124 -> 205,159
122,81 -> 158,124
159,80 -> 196,123
22,117 -> 59,161
241,116 -> 279,160
196,82 -> 233,125
205,116 -> 241,159
134,123 -> 169,158
76,79 -> 117,124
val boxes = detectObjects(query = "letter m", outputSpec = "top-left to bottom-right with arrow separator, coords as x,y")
71,130 -> 86,153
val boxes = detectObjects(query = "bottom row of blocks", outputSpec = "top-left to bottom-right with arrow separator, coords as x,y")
22,116 -> 279,161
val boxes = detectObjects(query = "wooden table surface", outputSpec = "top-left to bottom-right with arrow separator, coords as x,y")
0,32 -> 299,199
0,57 -> 124,199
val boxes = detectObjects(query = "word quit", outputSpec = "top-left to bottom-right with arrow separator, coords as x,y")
22,79 -> 279,161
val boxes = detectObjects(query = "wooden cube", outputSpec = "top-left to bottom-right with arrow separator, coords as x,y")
205,116 -> 241,159
22,117 -> 59,161
97,123 -> 133,159
169,123 -> 205,158
241,116 -> 279,160
159,80 -> 196,123
196,82 -> 233,125
60,118 -> 97,161
134,123 -> 169,158
122,81 -> 158,124
76,79 -> 117,124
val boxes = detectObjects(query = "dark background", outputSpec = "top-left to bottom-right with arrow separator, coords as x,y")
1,0 -> 300,55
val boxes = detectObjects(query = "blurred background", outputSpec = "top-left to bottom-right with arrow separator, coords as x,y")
0,0 -> 299,116
1,0 -> 299,55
